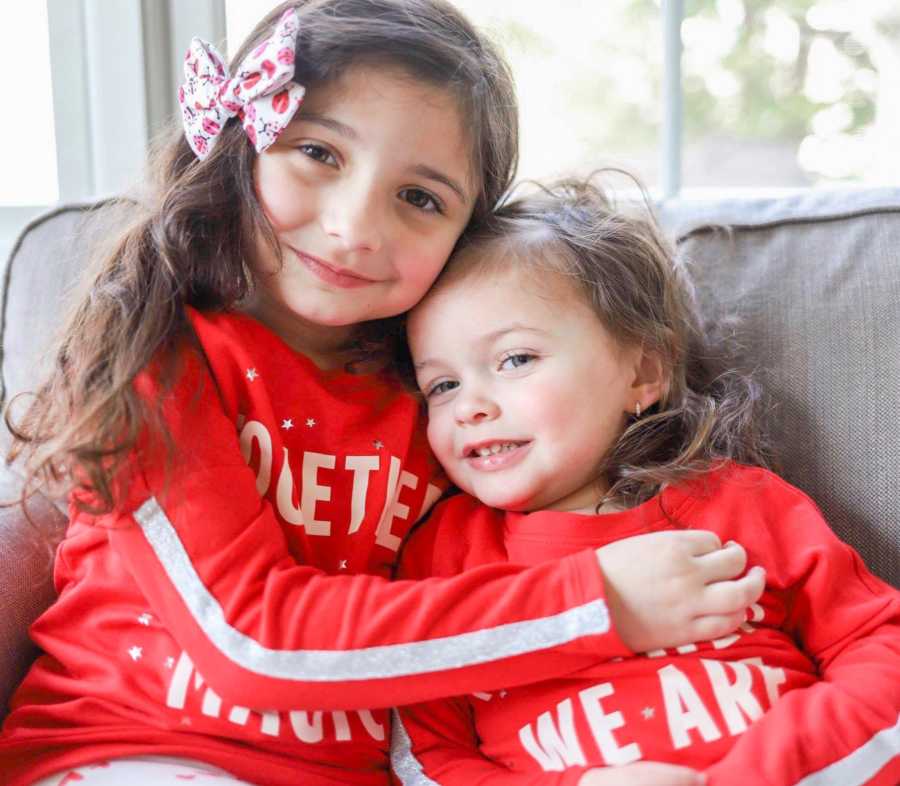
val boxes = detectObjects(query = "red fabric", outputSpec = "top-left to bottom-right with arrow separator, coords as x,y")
397,465 -> 900,786
0,309 -> 621,786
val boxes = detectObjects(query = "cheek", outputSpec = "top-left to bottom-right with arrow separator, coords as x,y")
426,414 -> 449,456
255,158 -> 307,231
517,381 -> 570,432
395,243 -> 453,303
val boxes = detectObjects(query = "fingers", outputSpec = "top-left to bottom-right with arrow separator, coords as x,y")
679,529 -> 723,557
580,763 -> 706,786
687,611 -> 747,642
687,566 -> 766,640
702,565 -> 766,614
694,540 -> 747,582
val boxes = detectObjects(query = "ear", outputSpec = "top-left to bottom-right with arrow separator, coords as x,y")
628,348 -> 668,414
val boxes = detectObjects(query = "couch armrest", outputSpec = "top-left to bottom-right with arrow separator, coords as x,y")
0,468 -> 66,719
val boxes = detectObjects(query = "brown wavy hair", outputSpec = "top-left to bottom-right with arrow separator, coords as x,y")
5,0 -> 518,514
437,175 -> 775,509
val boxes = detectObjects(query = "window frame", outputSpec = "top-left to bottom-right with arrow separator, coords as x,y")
0,0 -> 226,262
3,0 -> 892,262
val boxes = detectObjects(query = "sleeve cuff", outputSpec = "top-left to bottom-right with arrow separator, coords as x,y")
566,548 -> 634,660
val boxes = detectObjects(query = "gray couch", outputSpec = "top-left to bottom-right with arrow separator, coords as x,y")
1,191 -> 898,722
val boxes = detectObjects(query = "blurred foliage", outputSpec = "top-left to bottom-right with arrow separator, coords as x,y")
682,0 -> 878,141
475,0 -> 897,184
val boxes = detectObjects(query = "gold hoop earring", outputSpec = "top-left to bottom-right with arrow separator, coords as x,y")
635,402 -> 642,418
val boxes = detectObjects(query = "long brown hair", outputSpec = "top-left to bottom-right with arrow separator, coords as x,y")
6,0 -> 518,514
441,176 -> 775,509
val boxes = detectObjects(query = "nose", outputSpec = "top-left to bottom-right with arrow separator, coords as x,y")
321,175 -> 384,254
454,390 -> 500,425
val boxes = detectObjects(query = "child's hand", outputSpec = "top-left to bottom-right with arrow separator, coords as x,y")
596,530 -> 765,653
578,762 -> 706,786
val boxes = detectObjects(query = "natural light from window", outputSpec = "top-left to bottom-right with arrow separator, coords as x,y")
226,0 -> 900,191
0,0 -> 58,206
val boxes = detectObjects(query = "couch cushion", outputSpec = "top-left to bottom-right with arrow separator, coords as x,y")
659,189 -> 900,586
0,471 -> 65,720
1,193 -> 898,590
0,204 -> 103,421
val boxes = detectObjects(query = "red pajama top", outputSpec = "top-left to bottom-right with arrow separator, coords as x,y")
395,465 -> 900,786
0,308 -> 627,786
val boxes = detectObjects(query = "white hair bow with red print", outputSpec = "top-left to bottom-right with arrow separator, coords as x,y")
179,8 -> 306,160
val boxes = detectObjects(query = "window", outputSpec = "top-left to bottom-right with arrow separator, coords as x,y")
681,0 -> 900,190
225,0 -> 664,188
226,0 -> 900,197
4,0 -> 899,248
0,1 -> 58,207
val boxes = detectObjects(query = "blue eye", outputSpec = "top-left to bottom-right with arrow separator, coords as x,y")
297,143 -> 337,166
400,188 -> 442,214
425,379 -> 459,398
499,353 -> 536,371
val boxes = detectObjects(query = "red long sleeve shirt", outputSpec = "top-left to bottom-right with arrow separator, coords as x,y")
0,309 -> 628,786
396,465 -> 900,786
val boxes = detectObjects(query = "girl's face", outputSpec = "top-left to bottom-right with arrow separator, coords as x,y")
408,260 -> 661,513
250,66 -> 475,361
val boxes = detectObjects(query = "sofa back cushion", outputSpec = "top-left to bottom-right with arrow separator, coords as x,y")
1,193 -> 899,588
1,205 -> 101,444
660,190 -> 900,585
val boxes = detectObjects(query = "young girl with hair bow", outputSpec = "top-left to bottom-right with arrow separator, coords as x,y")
0,4 -> 762,785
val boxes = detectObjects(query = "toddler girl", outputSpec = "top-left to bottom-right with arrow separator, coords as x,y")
398,178 -> 900,786
0,4 -> 760,785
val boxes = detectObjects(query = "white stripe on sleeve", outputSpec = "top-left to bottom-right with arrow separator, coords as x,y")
134,496 -> 611,682
794,712 -> 900,786
391,710 -> 442,786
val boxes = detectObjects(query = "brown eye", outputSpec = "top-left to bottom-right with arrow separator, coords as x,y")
400,188 -> 441,214
297,143 -> 337,166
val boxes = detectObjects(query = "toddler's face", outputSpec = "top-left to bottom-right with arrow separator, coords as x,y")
408,260 -> 646,513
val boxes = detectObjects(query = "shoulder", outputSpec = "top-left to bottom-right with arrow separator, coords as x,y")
699,462 -> 822,514
186,306 -> 283,361
683,462 -> 836,549
399,494 -> 506,578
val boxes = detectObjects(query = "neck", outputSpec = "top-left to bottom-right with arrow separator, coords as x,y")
540,476 -> 612,516
242,296 -> 358,372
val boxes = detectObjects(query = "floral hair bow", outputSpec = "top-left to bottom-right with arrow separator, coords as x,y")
179,8 -> 306,160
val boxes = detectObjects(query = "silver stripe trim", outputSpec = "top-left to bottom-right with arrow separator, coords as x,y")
134,497 -> 611,681
794,712 -> 900,786
391,710 -> 441,786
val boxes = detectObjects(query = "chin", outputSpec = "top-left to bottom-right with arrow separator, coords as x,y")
471,486 -> 537,513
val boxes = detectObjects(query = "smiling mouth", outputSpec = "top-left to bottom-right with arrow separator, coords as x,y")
463,441 -> 532,472
466,441 -> 528,458
288,246 -> 377,289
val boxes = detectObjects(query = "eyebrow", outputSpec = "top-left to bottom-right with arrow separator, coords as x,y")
296,113 -> 470,206
297,113 -> 360,140
413,324 -> 549,371
412,164 -> 469,206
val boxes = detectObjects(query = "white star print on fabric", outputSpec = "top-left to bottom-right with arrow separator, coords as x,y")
246,368 -> 258,381
306,418 -> 316,428
373,439 -> 384,449
165,656 -> 175,669
641,706 -> 655,719
282,419 -> 294,430
137,613 -> 152,626
338,559 -> 348,570
127,646 -> 143,662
